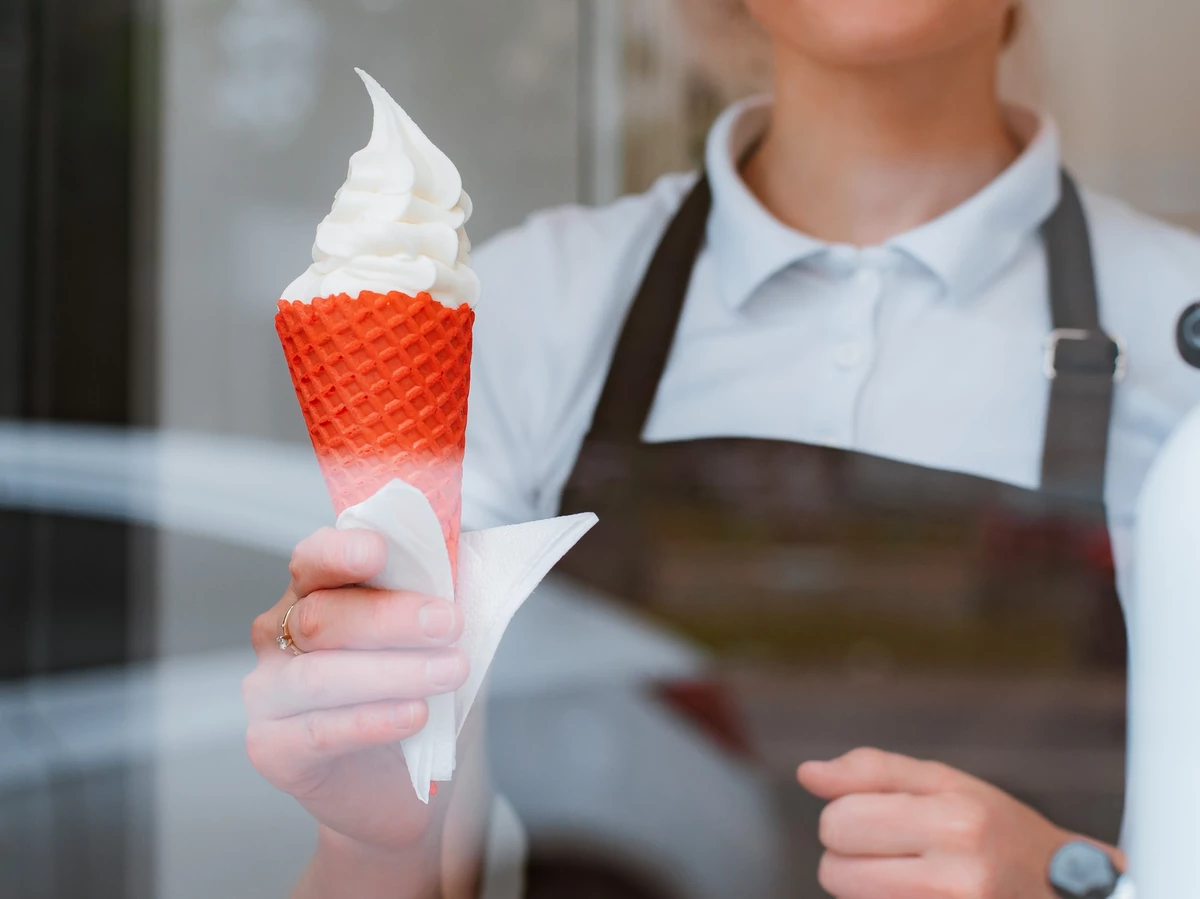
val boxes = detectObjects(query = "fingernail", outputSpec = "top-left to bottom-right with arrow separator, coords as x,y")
344,538 -> 373,571
392,703 -> 416,729
419,603 -> 456,641
426,655 -> 463,690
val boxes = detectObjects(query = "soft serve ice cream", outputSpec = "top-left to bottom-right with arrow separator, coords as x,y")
283,68 -> 480,309
275,69 -> 479,573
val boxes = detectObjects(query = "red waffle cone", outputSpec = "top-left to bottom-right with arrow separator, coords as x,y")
275,290 -> 475,580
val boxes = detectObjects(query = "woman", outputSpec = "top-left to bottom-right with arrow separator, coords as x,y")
243,1 -> 1200,896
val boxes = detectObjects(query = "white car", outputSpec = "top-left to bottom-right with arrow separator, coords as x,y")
0,424 -> 787,899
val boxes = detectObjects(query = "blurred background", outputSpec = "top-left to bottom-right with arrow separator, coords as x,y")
3,0 -> 1200,897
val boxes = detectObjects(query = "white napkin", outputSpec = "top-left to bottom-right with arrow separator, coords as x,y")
337,479 -> 597,803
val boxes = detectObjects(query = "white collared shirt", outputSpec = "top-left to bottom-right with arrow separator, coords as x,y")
463,97 -> 1200,617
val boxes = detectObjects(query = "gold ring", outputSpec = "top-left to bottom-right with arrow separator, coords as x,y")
277,601 -> 305,656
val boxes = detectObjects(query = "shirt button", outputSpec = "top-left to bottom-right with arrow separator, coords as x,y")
828,245 -> 857,267
835,342 -> 864,370
854,267 -> 881,291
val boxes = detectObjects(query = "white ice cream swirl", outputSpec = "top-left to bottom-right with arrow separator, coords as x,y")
283,69 -> 481,308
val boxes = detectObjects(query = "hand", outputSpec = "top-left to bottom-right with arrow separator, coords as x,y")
243,527 -> 471,854
798,748 -> 1125,899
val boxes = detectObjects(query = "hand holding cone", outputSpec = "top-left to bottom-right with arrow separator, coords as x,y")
271,69 -> 596,805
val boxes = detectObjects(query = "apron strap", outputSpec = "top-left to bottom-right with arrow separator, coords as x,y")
587,176 -> 713,442
584,170 -> 1118,506
1040,172 -> 1122,504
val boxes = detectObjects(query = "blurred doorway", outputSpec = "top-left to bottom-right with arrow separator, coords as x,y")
1,1 -> 155,897
1,0 -> 152,680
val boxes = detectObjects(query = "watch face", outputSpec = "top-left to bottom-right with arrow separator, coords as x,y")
1179,301 -> 1200,369
1049,842 -> 1119,899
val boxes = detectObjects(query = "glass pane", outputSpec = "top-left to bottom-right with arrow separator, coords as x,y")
5,1 -> 1200,897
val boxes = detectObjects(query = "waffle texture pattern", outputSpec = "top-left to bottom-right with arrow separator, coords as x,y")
276,290 -> 475,572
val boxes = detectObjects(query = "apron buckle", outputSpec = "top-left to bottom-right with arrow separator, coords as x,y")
1043,328 -> 1128,383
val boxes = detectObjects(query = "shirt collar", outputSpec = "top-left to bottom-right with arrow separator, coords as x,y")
706,96 -> 1065,310
707,97 -> 826,311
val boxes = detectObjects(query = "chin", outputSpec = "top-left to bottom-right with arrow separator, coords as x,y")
743,0 -> 1011,67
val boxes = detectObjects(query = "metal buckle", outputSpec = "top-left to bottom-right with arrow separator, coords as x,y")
1043,328 -> 1127,382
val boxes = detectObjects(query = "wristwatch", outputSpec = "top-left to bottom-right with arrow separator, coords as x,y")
1049,841 -> 1121,899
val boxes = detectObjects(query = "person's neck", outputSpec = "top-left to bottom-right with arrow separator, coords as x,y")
742,39 -> 1021,247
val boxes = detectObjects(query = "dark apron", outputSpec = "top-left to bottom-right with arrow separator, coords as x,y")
559,173 -> 1128,851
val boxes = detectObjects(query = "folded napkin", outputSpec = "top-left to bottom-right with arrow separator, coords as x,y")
337,480 -> 597,803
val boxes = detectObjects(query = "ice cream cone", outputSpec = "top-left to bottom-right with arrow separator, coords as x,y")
276,289 -> 474,579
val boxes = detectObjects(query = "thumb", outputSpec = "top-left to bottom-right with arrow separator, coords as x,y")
798,748 -> 963,800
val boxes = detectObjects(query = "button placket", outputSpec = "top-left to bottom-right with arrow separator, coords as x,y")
833,258 -> 886,444
805,249 -> 885,450
834,262 -> 882,371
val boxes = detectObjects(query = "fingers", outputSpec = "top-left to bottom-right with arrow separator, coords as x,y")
819,793 -> 946,857
817,854 -> 950,899
819,790 -> 1000,859
287,588 -> 462,654
247,699 -> 429,790
254,527 -> 458,661
289,528 -> 388,597
244,649 -> 469,719
799,747 -> 967,800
